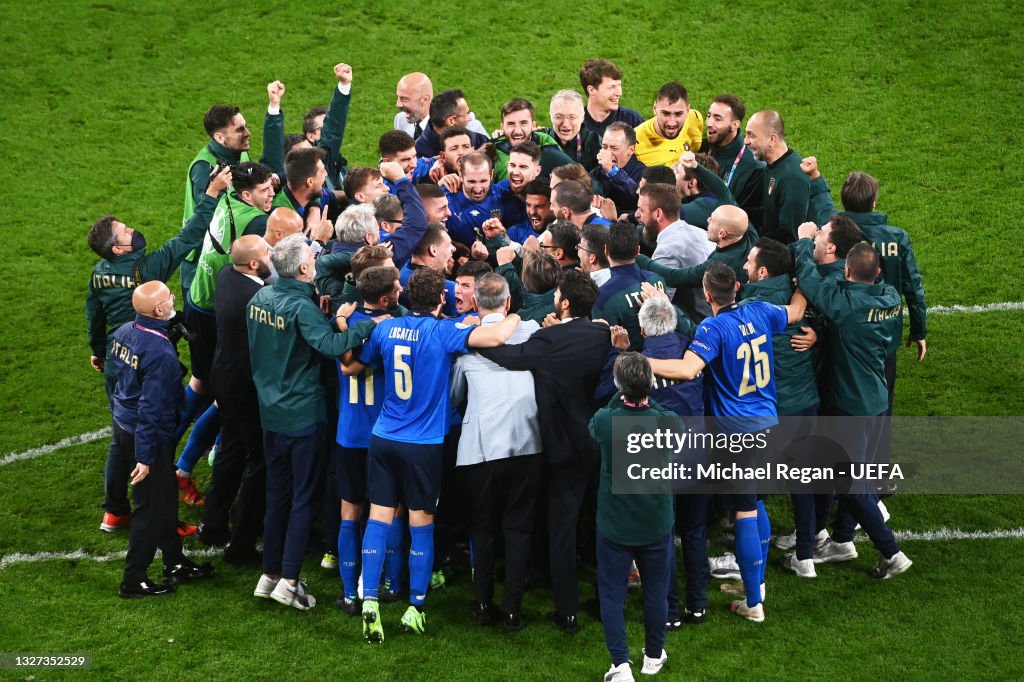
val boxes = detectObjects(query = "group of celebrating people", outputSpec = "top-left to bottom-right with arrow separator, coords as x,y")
85,56 -> 927,681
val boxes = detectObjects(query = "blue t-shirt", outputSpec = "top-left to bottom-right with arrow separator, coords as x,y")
398,263 -> 458,318
358,312 -> 474,444
688,301 -> 788,429
445,186 -> 504,246
492,179 -> 527,227
336,307 -> 386,449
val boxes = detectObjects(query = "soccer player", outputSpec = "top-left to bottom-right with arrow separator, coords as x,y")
634,81 -> 705,167
646,262 -> 807,622
340,268 -> 521,643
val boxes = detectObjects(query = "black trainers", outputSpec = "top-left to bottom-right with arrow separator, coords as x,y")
502,611 -> 523,632
472,601 -> 497,626
683,607 -> 706,625
119,579 -> 175,598
163,560 -> 215,584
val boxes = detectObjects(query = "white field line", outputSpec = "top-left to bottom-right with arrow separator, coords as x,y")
0,427 -> 111,467
929,302 -> 1024,315
0,546 -> 222,570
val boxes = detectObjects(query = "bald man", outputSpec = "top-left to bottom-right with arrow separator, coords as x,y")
265,206 -> 304,247
199,236 -> 273,560
744,111 -> 810,244
110,281 -> 215,598
393,72 -> 489,141
636,205 -> 759,322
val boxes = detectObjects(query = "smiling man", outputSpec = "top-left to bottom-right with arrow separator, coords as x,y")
635,81 -> 705,167
745,110 -> 810,244
543,89 -> 601,171
704,94 -> 765,227
491,98 -> 574,181
580,58 -> 643,137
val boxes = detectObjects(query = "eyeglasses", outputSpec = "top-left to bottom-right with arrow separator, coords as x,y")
576,244 -> 594,255
540,244 -> 559,250
157,293 -> 175,308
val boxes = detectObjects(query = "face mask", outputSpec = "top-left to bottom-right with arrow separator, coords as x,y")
130,231 -> 147,252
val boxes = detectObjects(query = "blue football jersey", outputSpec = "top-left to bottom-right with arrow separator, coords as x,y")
336,307 -> 386,449
445,186 -> 503,247
357,312 -> 473,444
688,301 -> 788,427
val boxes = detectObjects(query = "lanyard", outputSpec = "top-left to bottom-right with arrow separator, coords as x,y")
135,324 -> 169,343
725,145 -> 745,187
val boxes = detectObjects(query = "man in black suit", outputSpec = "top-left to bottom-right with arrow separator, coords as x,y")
198,235 -> 272,563
478,270 -> 610,634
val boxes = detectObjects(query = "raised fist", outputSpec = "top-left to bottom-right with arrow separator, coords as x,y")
379,160 -> 404,182
596,148 -> 615,173
800,156 -> 819,179
496,246 -> 517,266
797,221 -> 818,240
334,63 -> 352,85
679,150 -> 697,169
267,80 -> 286,107
481,217 -> 505,240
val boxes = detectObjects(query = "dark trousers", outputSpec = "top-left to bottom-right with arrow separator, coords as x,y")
103,374 -> 132,516
597,529 -> 672,667
433,425 -> 464,572
460,455 -> 543,613
118,425 -> 184,583
791,492 -> 833,560
200,406 -> 265,548
262,423 -> 325,580
547,454 -> 599,617
668,492 -> 710,616
776,406 -> 822,560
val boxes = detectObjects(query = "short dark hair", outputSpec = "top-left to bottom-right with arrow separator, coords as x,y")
429,89 -> 465,129
350,245 -> 393,277
521,250 -> 561,293
378,130 -> 416,159
458,150 -> 492,174
439,125 -> 472,149
557,269 -> 599,318
522,179 -> 551,199
413,225 -> 449,258
655,81 -> 689,104
373,194 -> 403,223
551,163 -> 591,186
416,184 -> 446,201
606,221 -> 639,262
703,260 -> 737,306
231,162 -> 273,195
343,166 -> 382,201
581,224 -> 611,268
303,106 -> 327,135
552,180 -> 592,214
356,265 -> 400,304
284,147 -> 327,187
614,351 -> 653,402
510,141 -> 542,164
88,215 -> 118,259
840,172 -> 880,213
580,58 -> 622,91
501,97 -> 534,120
752,238 -> 792,277
846,242 -> 880,283
203,104 -> 240,136
642,166 -> 676,185
548,221 -> 581,255
284,133 -> 308,155
828,214 -> 867,258
639,183 -> 680,218
712,94 -> 746,122
456,260 -> 492,280
605,122 -> 637,147
407,267 -> 448,311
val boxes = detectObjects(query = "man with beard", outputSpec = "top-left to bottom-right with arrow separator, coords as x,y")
444,152 -> 505,251
415,89 -> 490,159
437,126 -> 475,176
591,123 -> 647,213
580,58 -> 643,136
705,95 -> 765,228
543,89 -> 601,171
492,141 -> 542,229
745,110 -> 809,244
490,98 -> 574,181
507,180 -> 554,244
634,82 -> 705,167
394,72 -> 489,140
272,147 -> 330,229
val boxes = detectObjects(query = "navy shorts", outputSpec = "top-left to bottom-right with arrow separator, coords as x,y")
333,442 -> 367,504
366,435 -> 443,514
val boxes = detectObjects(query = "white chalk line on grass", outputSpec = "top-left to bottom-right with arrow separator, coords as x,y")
2,529 -> 1021,570
0,427 -> 111,467
929,301 -> 1024,315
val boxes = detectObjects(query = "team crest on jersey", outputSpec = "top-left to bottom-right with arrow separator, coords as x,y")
768,177 -> 776,196
469,209 -> 480,217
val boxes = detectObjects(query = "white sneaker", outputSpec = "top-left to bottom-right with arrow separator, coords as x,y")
254,574 -> 279,599
813,539 -> 858,564
782,552 -> 817,578
641,648 -> 667,675
878,500 -> 891,523
270,579 -> 317,610
870,551 -> 912,580
321,552 -> 338,570
814,529 -> 830,551
720,581 -> 766,601
729,599 -> 765,623
774,531 -> 796,550
708,553 -> 740,580
604,662 -> 635,682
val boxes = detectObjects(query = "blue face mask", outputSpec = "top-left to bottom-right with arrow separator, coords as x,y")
130,231 -> 147,252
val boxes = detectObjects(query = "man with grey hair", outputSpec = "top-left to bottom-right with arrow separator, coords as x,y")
451,273 -> 542,631
247,232 -> 381,611
543,89 -> 600,171
335,203 -> 380,248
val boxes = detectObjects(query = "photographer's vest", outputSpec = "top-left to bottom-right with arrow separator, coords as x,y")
181,146 -> 251,269
188,192 -> 265,311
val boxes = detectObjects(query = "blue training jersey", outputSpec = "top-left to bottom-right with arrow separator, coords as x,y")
357,311 -> 473,445
688,301 -> 788,428
336,307 -> 386,449
445,186 -> 503,247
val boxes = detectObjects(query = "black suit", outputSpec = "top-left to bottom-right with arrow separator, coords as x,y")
201,267 -> 266,549
479,317 -> 611,617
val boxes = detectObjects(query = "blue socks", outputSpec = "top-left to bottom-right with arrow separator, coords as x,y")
176,404 -> 220,473
735,516 -> 763,608
385,517 -> 406,594
360,519 -> 390,601
338,520 -> 360,600
175,385 -> 212,443
756,500 -> 771,585
408,524 -> 435,608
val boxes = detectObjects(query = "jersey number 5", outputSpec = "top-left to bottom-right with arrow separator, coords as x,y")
394,345 -> 412,400
736,334 -> 770,396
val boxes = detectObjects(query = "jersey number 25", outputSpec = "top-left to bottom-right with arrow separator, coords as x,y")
736,334 -> 770,396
